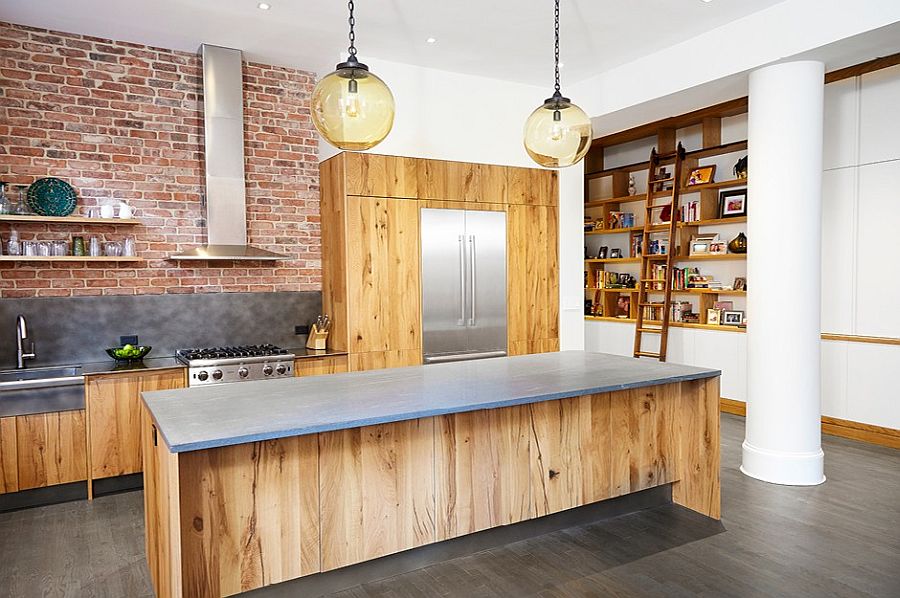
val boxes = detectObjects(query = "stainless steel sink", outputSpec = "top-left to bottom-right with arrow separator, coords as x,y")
0,366 -> 85,417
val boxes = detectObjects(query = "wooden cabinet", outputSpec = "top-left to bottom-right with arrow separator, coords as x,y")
294,355 -> 349,377
322,152 -> 559,371
346,195 -> 421,355
0,410 -> 87,493
508,204 -> 560,355
86,368 -> 185,482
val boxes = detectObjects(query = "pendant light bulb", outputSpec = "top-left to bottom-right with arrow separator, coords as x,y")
523,0 -> 592,168
312,0 -> 395,151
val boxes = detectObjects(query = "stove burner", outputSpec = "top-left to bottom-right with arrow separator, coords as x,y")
177,344 -> 290,361
176,343 -> 296,386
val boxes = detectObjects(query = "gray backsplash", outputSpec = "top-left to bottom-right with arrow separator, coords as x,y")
0,291 -> 321,368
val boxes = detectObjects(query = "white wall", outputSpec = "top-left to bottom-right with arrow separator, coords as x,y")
317,57 -> 585,350
586,66 -> 900,430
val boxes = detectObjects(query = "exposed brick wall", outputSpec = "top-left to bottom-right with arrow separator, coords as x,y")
0,22 -> 320,297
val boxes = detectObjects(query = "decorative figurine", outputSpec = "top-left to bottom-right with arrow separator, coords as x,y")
628,174 -> 636,196
733,156 -> 748,179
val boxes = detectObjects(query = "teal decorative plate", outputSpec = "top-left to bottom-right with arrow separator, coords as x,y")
26,177 -> 77,217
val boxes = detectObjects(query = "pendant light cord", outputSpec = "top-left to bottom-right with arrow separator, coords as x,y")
347,0 -> 357,59
554,0 -> 561,95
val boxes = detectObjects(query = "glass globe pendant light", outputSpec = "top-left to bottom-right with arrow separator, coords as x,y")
312,0 -> 395,150
523,0 -> 592,168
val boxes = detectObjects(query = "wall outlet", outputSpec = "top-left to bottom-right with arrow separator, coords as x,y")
295,325 -> 310,335
119,335 -> 139,346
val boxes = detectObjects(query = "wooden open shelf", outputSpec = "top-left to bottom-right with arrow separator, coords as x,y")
584,315 -> 747,333
678,253 -> 746,261
584,193 -> 646,208
584,315 -> 636,323
0,256 -> 144,262
584,257 -> 642,264
585,226 -> 643,236
679,216 -> 747,227
680,178 -> 748,193
0,214 -> 141,226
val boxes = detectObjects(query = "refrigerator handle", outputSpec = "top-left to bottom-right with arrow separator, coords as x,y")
468,234 -> 476,326
458,235 -> 466,326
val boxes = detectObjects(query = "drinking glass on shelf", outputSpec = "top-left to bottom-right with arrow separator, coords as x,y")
38,241 -> 51,257
23,241 -> 36,256
52,240 -> 69,256
123,237 -> 135,257
104,241 -> 122,257
89,236 -> 101,257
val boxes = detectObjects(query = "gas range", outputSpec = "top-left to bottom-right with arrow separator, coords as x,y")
176,344 -> 295,386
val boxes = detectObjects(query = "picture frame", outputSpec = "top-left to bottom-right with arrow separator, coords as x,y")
708,240 -> 728,255
597,246 -> 608,259
689,234 -> 718,256
719,189 -> 747,218
706,309 -> 721,325
713,300 -> 733,311
686,165 -> 716,186
722,310 -> 744,326
733,277 -> 746,291
609,248 -> 622,259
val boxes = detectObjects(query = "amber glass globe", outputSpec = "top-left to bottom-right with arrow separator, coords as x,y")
524,95 -> 592,168
312,61 -> 395,151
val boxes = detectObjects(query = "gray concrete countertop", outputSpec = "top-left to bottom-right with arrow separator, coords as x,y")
143,351 -> 720,453
82,356 -> 184,376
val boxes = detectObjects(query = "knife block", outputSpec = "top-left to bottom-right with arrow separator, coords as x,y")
305,324 -> 329,350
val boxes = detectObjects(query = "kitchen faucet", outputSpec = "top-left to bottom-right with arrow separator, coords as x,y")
16,314 -> 35,369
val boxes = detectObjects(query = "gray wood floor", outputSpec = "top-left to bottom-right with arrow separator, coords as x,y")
1,414 -> 898,597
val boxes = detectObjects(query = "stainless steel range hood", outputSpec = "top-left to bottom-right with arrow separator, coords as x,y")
169,44 -> 287,261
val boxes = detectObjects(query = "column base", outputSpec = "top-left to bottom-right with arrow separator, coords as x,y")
741,440 -> 825,486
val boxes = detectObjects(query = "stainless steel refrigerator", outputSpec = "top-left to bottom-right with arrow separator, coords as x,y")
421,208 -> 507,363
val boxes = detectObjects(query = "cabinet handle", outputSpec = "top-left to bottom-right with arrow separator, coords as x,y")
458,235 -> 465,326
152,425 -> 158,447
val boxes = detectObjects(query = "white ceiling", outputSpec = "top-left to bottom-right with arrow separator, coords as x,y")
0,0 -> 788,87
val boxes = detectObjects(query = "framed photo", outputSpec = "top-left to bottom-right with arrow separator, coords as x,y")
733,277 -> 746,291
708,240 -> 728,255
609,248 -> 622,259
686,165 -> 716,186
597,246 -> 608,259
707,309 -> 721,325
719,189 -> 747,218
722,310 -> 744,326
689,234 -> 718,256
714,300 -> 733,311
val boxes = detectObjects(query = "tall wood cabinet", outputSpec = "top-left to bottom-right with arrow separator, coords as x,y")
321,152 -> 559,371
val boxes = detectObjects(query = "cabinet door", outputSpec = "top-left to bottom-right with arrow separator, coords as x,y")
294,355 -> 349,377
87,369 -> 185,479
507,204 -> 559,355
16,410 -> 87,491
0,417 -> 18,493
508,167 -> 558,207
417,159 -> 508,203
344,153 -> 418,198
348,350 -> 421,372
347,196 -> 421,355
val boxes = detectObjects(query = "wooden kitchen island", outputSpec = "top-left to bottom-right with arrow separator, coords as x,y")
140,351 -> 721,598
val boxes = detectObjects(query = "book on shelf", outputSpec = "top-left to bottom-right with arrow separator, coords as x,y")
679,200 -> 700,223
607,211 -> 634,229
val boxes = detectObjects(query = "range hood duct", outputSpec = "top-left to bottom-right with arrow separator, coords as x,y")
169,44 -> 287,261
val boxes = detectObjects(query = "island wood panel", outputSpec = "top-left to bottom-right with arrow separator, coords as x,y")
528,394 -> 612,517
608,385 -> 678,497
293,355 -> 349,377
142,410 -> 183,598
86,368 -> 185,480
348,349 -> 422,372
319,418 -> 435,571
0,417 -> 18,493
344,153 -> 418,199
435,406 -> 531,540
416,159 -> 508,203
507,204 -> 559,356
320,155 -> 349,352
508,166 -> 559,207
672,377 -> 721,519
15,409 -> 86,491
178,435 -> 321,597
346,196 -> 421,355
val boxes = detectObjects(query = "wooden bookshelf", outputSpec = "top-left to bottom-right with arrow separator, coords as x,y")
584,194 -> 646,208
680,178 -> 748,193
0,214 -> 141,226
585,226 -> 643,236
584,316 -> 747,333
584,257 -> 641,264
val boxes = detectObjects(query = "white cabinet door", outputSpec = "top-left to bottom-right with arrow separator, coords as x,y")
823,77 -> 859,170
859,64 -> 900,165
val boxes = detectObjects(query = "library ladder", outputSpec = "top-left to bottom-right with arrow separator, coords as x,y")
633,142 -> 686,361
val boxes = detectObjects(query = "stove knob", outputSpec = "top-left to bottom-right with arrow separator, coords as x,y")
276,364 -> 287,375
197,371 -> 209,382
238,367 -> 249,379
212,369 -> 223,380
263,365 -> 274,376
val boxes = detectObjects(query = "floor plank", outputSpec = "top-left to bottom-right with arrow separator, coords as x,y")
0,415 -> 898,597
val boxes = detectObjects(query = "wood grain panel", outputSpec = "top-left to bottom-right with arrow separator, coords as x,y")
0,417 -> 18,493
420,200 -> 506,212
319,418 -> 435,571
87,368 -> 185,480
435,406 -> 530,540
320,155 -> 349,352
16,410 -> 87,491
416,160 -> 508,203
142,408 -> 183,598
348,349 -> 421,372
528,395 -> 612,517
179,435 -> 321,596
347,196 -> 421,354
294,355 -> 349,377
508,167 -> 558,207
344,153 -> 418,198
672,378 -> 721,519
508,204 -> 559,355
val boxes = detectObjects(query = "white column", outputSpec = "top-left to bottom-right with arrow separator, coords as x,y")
742,61 -> 826,486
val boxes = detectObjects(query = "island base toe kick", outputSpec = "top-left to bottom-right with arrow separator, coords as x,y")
142,377 -> 720,598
